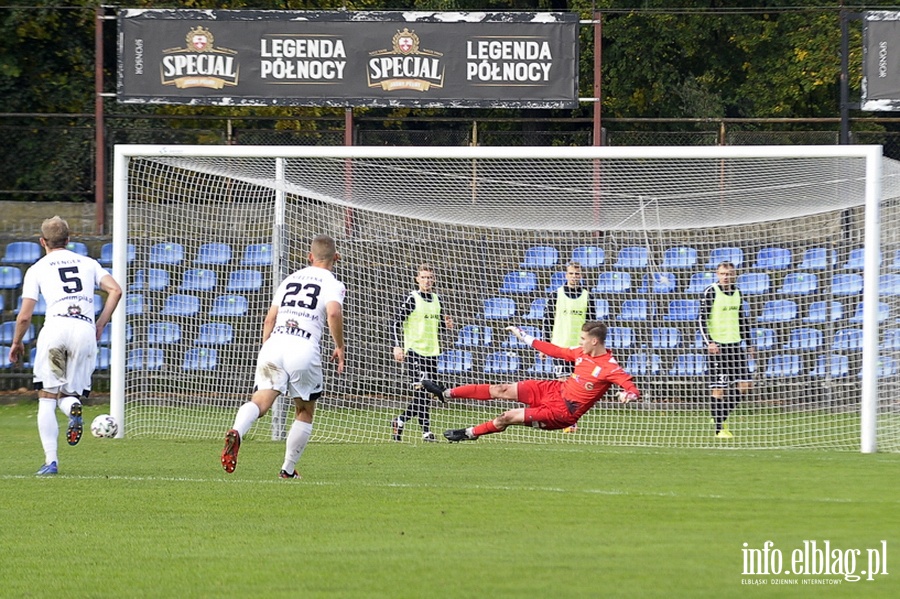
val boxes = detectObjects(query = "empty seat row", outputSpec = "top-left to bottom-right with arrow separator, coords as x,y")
1,241 -> 273,268
93,347 -> 220,371
126,293 -> 249,317
130,268 -> 264,293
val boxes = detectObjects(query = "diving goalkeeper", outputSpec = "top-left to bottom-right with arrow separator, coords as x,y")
421,321 -> 640,442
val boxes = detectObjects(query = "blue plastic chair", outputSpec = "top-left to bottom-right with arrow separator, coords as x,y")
778,272 -> 818,295
520,246 -> 559,269
149,242 -> 184,266
438,350 -> 473,374
879,274 -> 900,296
99,242 -> 135,267
613,246 -> 649,269
196,322 -> 234,346
125,294 -> 147,316
664,299 -> 700,322
484,297 -> 516,320
95,346 -> 111,371
841,248 -> 879,270
526,355 -> 554,375
147,321 -> 182,345
625,353 -> 661,376
798,247 -> 836,270
499,271 -> 538,294
126,348 -> 164,371
210,295 -> 248,317
64,241 -> 88,256
0,322 -> 33,345
662,247 -> 698,270
606,326 -> 634,349
809,354 -> 849,378
705,247 -> 744,268
226,270 -> 263,293
523,298 -> 547,320
803,300 -> 842,323
2,241 -> 41,265
571,246 -> 605,269
651,327 -> 681,350
182,348 -> 218,371
484,351 -> 520,375
593,272 -> 631,294
194,242 -> 232,265
669,353 -> 707,376
180,269 -> 217,293
544,271 -> 568,293
882,329 -> 900,351
0,266 -> 23,289
849,301 -> 890,323
594,299 -> 610,320
764,354 -> 801,378
685,272 -> 715,294
784,328 -> 823,351
130,268 -> 170,292
161,294 -> 200,317
750,328 -> 776,351
757,300 -> 798,323
241,243 -> 273,266
832,328 -> 863,351
753,247 -> 792,270
737,272 -> 771,295
15,295 -> 47,316
831,273 -> 863,296
617,299 -> 654,321
640,272 -> 677,294
455,324 -> 493,347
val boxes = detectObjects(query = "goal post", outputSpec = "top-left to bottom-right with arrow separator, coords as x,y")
111,144 -> 897,452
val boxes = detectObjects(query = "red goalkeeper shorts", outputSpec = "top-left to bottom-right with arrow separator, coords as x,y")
517,379 -> 578,430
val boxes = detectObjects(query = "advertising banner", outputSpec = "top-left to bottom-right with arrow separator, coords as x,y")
862,11 -> 900,111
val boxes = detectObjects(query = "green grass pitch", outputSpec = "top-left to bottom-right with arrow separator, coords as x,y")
1,402 -> 898,598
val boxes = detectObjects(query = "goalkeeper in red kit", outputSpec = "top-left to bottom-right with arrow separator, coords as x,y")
421,320 -> 641,442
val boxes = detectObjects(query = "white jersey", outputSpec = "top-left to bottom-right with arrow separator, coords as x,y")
22,249 -> 109,325
269,265 -> 345,347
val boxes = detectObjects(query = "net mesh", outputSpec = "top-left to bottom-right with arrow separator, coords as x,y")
117,148 -> 900,451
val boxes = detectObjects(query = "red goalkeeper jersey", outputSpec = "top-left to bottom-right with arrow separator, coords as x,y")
531,339 -> 640,419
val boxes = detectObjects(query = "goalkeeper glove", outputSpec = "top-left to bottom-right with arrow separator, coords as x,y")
616,391 -> 640,404
505,325 -> 535,346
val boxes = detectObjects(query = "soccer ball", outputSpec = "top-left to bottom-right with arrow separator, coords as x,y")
90,414 -> 118,438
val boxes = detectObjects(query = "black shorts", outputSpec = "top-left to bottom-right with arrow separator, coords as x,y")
708,343 -> 751,389
404,352 -> 438,385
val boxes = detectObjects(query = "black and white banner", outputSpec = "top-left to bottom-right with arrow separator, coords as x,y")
862,11 -> 900,111
117,10 -> 579,108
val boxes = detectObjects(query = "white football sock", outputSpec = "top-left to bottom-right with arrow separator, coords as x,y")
38,399 -> 59,464
232,402 -> 261,439
58,396 -> 80,416
281,420 -> 313,474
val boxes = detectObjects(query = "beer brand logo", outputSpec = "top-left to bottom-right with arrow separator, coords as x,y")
367,28 -> 444,92
161,26 -> 239,90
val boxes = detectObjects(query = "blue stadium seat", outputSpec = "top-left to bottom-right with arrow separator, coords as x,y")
125,294 -> 147,316
757,299 -> 798,323
831,273 -> 863,296
664,299 -> 700,322
520,246 -> 559,269
0,322 -> 33,345
613,246 -> 649,269
64,241 -> 89,256
803,300 -> 842,323
705,246 -> 744,268
616,299 -> 654,321
161,294 -> 200,317
99,242 -> 135,267
484,351 -> 520,374
625,353 -> 661,376
750,328 -> 776,351
544,271 -> 567,293
606,326 -> 634,349
526,354 -> 554,375
593,272 -> 631,294
2,241 -> 41,265
0,345 -> 12,369
438,350 -> 473,374
879,273 -> 900,296
95,346 -> 111,371
874,356 -> 898,378
651,327 -> 681,349
149,242 -> 184,266
841,247 -> 880,270
196,322 -> 234,346
809,354 -> 850,378
130,268 -> 170,292
0,266 -> 23,289
764,354 -> 801,378
571,246 -> 605,269
500,271 -> 538,294
455,324 -> 493,347
147,321 -> 182,345
210,295 -> 248,317
669,353 -> 707,376
799,247 -> 836,270
784,327 -> 822,351
484,297 -> 516,320
241,243 -> 273,266
180,269 -> 217,293
226,269 -> 263,293
194,242 -> 232,265
127,348 -> 164,371
778,272 -> 818,295
882,329 -> 900,351
15,295 -> 47,316
685,272 -> 715,294
891,249 -> 900,271
99,323 -> 133,345
182,348 -> 218,371
753,247 -> 792,270
832,328 -> 863,351
523,298 -> 547,320
848,301 -> 890,323
641,272 -> 677,294
662,246 -> 698,270
502,326 -> 541,348
594,299 -> 610,320
736,272 -> 771,295
0,296 -> 4,312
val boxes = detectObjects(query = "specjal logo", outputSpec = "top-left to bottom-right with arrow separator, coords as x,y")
161,26 -> 239,90
367,28 -> 444,92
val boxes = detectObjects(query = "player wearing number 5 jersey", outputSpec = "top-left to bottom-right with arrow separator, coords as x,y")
222,234 -> 346,479
8,216 -> 122,476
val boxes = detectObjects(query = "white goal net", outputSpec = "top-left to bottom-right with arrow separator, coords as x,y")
111,145 -> 900,452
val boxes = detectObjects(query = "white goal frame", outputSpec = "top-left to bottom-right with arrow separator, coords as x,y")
111,144 -> 885,452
